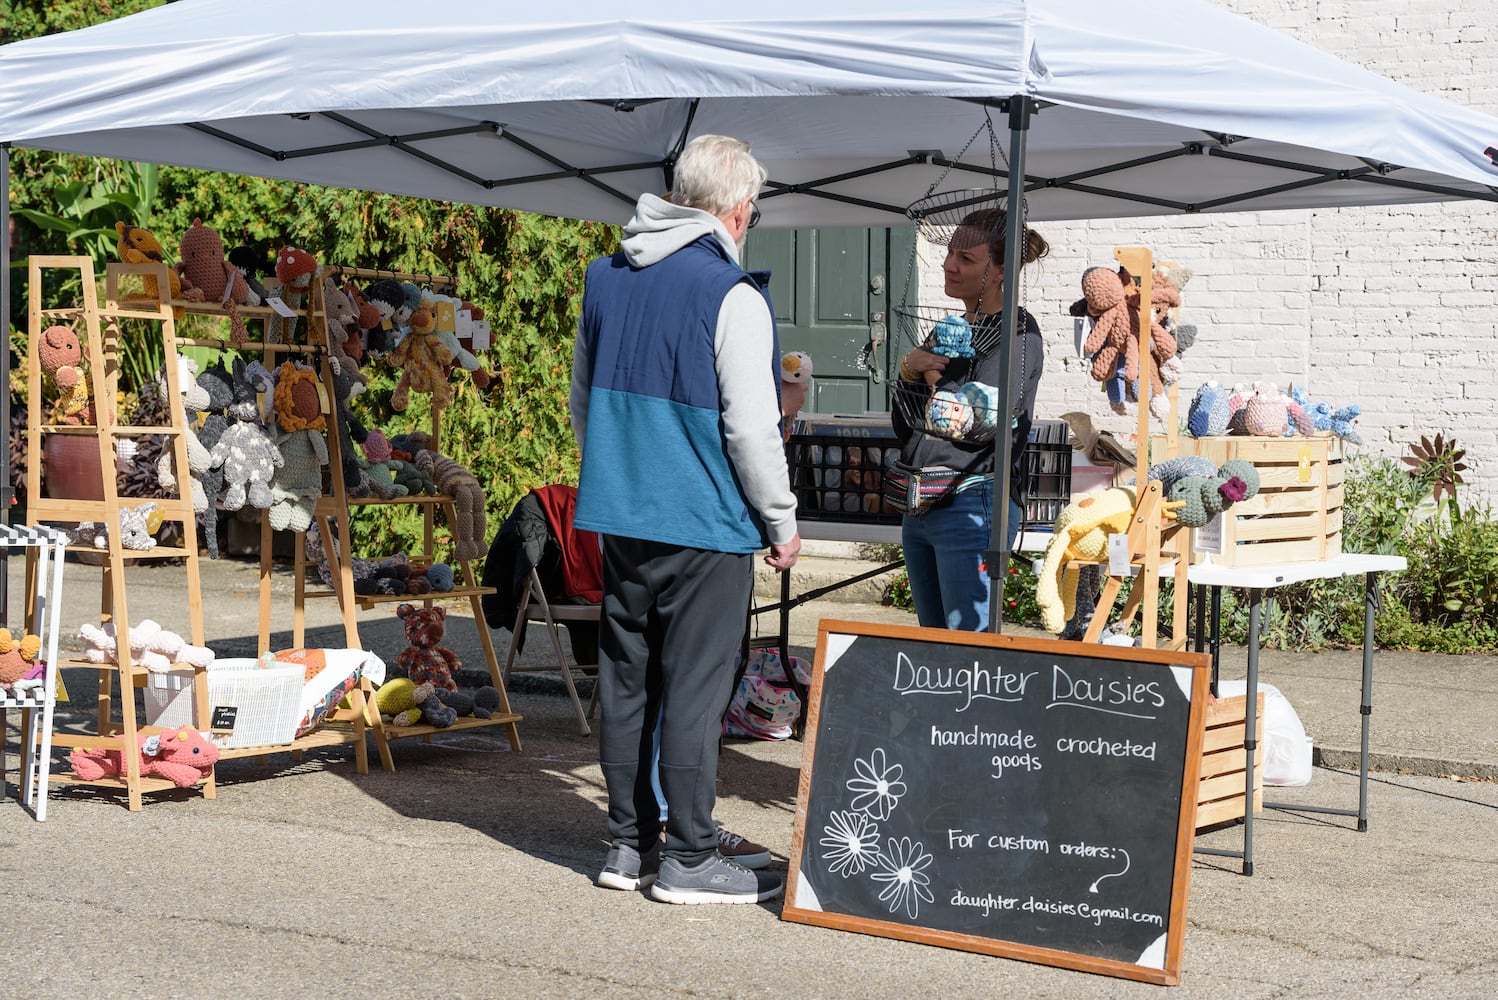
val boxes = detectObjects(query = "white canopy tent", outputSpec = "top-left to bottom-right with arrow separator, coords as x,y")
4,0 -> 1498,626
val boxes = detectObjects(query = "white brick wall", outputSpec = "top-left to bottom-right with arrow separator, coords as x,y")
917,1 -> 1498,497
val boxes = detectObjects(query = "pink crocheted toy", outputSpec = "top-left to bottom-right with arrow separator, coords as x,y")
69,724 -> 220,788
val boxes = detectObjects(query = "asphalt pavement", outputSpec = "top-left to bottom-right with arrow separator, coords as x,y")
1,551 -> 1494,999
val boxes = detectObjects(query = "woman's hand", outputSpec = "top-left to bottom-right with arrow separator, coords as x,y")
900,347 -> 948,385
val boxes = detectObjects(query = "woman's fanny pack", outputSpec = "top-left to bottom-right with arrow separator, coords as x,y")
881,460 -> 964,517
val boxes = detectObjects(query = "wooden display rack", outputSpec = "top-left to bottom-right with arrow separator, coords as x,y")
269,265 -> 522,755
25,256 -> 216,810
1074,246 -> 1190,652
26,257 -> 388,807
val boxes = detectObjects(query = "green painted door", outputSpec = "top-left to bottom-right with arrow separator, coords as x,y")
744,227 -> 914,415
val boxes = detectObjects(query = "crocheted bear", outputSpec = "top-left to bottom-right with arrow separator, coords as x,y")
389,308 -> 456,411
394,603 -> 460,691
70,725 -> 219,788
115,221 -> 186,319
36,324 -> 93,425
177,219 -> 256,346
212,359 -> 283,511
267,361 -> 328,532
415,449 -> 487,563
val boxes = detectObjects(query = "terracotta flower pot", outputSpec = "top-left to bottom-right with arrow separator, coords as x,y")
43,435 -> 108,501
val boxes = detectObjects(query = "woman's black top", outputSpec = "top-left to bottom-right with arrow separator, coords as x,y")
891,308 -> 1044,506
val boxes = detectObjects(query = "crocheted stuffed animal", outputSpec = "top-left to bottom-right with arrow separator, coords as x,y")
780,351 -> 813,438
419,291 -> 480,377
0,628 -> 42,691
1167,461 -> 1260,528
193,359 -> 235,558
267,246 -> 318,342
321,277 -> 367,380
394,603 -> 460,691
1187,382 -> 1233,437
1036,486 -> 1138,635
1229,381 -> 1315,437
447,667 -> 501,718
177,219 -> 255,346
36,324 -> 93,425
1289,384 -> 1365,446
374,677 -> 456,728
155,356 -> 215,515
1080,267 -> 1178,415
115,221 -> 186,319
267,361 -> 328,532
70,724 -> 219,788
212,359 -> 284,511
227,246 -> 271,306
389,308 -> 457,411
77,618 -> 214,673
415,449 -> 487,562
362,280 -> 405,356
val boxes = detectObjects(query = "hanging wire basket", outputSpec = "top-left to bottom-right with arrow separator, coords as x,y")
890,375 -> 1003,445
890,188 -> 1011,356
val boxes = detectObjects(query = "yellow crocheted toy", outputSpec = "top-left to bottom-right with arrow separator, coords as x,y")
1035,486 -> 1138,634
114,222 -> 187,319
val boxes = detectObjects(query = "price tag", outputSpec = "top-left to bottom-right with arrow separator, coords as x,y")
1107,533 -> 1130,576
211,705 -> 239,732
1195,513 -> 1223,555
472,319 -> 491,350
436,299 -> 457,333
267,295 -> 298,318
455,308 -> 473,338
1298,445 -> 1312,483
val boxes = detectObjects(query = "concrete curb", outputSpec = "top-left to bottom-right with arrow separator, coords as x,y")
1314,747 -> 1497,782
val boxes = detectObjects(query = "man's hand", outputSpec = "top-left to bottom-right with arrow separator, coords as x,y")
765,532 -> 801,570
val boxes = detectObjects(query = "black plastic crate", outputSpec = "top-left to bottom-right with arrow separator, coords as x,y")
786,416 -> 902,525
1021,419 -> 1072,529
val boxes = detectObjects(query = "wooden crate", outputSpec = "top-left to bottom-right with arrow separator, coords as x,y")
1183,435 -> 1344,567
1196,692 -> 1264,830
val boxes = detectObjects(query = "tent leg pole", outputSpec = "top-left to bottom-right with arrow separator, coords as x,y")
988,96 -> 1032,634
1,142 -> 12,623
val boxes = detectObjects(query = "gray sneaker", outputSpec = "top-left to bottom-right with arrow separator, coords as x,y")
597,840 -> 661,891
650,853 -> 784,905
715,823 -> 772,869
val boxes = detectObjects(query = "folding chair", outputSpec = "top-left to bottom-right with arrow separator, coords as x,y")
501,567 -> 600,736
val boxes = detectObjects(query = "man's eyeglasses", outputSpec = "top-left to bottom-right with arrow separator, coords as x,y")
747,201 -> 761,230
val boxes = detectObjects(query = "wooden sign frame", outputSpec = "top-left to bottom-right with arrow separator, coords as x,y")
782,620 -> 1210,986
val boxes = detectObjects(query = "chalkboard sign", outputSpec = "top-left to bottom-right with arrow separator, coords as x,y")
783,621 -> 1210,987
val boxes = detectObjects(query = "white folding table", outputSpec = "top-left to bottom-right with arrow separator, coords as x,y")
1186,553 -> 1407,875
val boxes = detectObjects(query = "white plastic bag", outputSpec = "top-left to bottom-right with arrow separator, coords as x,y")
1215,680 -> 1312,787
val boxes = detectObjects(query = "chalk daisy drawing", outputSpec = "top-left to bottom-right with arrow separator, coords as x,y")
871,836 -> 935,920
820,809 -> 882,877
846,747 -> 906,820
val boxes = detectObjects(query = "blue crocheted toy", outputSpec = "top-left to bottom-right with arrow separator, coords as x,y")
930,315 -> 975,359
1289,384 -> 1364,445
1187,382 -> 1232,437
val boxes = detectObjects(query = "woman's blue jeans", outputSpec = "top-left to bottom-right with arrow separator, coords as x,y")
901,480 -> 1022,631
